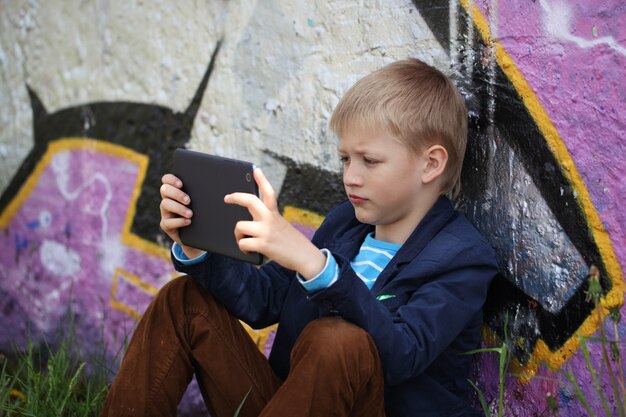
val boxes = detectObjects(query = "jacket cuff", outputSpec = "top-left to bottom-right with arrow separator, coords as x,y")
172,242 -> 208,265
297,249 -> 339,292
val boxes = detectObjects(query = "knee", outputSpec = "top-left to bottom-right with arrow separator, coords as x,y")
153,275 -> 224,318
153,275 -> 210,312
293,318 -> 378,363
156,275 -> 193,300
301,318 -> 368,345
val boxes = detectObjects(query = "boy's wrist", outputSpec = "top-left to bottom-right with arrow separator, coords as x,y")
297,246 -> 328,280
298,249 -> 339,292
180,244 -> 205,259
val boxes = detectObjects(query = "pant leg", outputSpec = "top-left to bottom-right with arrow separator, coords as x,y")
260,317 -> 385,417
100,275 -> 282,417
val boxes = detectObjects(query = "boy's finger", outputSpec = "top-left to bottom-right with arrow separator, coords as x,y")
233,221 -> 262,254
234,220 -> 261,240
253,168 -> 277,211
160,216 -> 191,232
160,183 -> 190,205
162,173 -> 183,188
237,237 -> 259,255
160,198 -> 193,219
224,192 -> 267,218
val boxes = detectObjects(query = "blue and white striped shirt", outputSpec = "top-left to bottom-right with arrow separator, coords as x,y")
299,232 -> 400,292
349,233 -> 400,289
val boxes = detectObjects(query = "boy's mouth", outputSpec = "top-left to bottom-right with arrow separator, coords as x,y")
349,194 -> 367,204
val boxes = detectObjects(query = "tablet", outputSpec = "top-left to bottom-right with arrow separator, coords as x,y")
172,148 -> 263,265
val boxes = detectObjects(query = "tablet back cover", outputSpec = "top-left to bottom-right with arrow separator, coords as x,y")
173,149 -> 262,265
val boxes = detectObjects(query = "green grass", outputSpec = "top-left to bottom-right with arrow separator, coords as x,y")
466,267 -> 625,417
464,314 -> 511,417
0,326 -> 109,417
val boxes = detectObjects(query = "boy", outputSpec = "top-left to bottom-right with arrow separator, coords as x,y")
101,59 -> 499,417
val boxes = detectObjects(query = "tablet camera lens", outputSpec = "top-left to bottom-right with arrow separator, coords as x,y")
246,173 -> 252,182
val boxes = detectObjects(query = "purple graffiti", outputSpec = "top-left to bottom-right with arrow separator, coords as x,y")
474,0 -> 626,276
0,143 -> 176,364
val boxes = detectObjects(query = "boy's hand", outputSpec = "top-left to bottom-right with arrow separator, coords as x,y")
225,168 -> 326,279
159,174 -> 205,259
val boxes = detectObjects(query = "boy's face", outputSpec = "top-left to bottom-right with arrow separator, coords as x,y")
338,126 -> 429,244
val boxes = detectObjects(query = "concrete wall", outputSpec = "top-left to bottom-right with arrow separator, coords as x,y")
1,1 -> 624,415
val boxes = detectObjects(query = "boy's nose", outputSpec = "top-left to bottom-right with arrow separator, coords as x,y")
343,165 -> 363,187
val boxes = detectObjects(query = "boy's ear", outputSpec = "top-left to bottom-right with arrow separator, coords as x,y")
422,145 -> 448,184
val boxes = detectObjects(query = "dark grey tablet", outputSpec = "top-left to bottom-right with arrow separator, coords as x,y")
173,148 -> 263,265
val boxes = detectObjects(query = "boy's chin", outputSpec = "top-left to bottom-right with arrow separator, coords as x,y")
353,208 -> 375,225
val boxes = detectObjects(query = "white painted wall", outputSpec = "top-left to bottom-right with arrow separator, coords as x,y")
0,0 -> 447,193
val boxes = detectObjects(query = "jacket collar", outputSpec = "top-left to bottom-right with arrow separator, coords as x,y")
394,195 -> 456,265
327,221 -> 372,261
371,196 -> 456,292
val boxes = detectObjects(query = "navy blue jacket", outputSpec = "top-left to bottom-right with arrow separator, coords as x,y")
173,196 -> 499,416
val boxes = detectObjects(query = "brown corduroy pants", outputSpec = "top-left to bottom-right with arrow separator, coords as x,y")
100,275 -> 385,417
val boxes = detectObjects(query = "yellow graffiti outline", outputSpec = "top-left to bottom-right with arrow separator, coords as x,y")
0,138 -> 169,259
458,0 -> 625,379
110,267 -> 160,320
0,138 -> 176,319
283,205 -> 325,229
240,321 -> 279,353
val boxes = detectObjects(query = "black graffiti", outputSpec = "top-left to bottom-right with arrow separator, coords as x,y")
410,0 -> 451,56
266,151 -> 345,215
0,41 -> 222,244
412,1 -> 611,363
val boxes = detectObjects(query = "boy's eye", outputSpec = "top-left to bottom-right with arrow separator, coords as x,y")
340,156 -> 350,164
363,157 -> 378,165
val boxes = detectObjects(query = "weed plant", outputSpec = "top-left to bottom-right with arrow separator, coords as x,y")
0,320 -> 109,416
561,265 -> 626,417
465,315 -> 512,417
468,266 -> 625,416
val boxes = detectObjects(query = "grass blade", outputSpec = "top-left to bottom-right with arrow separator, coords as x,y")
233,387 -> 252,417
468,379 -> 490,416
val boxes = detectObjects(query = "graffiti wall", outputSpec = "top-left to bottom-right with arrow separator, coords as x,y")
0,0 -> 623,416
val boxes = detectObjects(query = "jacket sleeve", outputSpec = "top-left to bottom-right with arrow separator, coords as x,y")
309,233 -> 498,386
170,201 -> 357,328
173,253 -> 295,329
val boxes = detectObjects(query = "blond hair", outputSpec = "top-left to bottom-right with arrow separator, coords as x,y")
329,59 -> 468,197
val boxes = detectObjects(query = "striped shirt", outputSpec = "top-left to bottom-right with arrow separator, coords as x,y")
299,233 -> 400,292
349,233 -> 400,289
